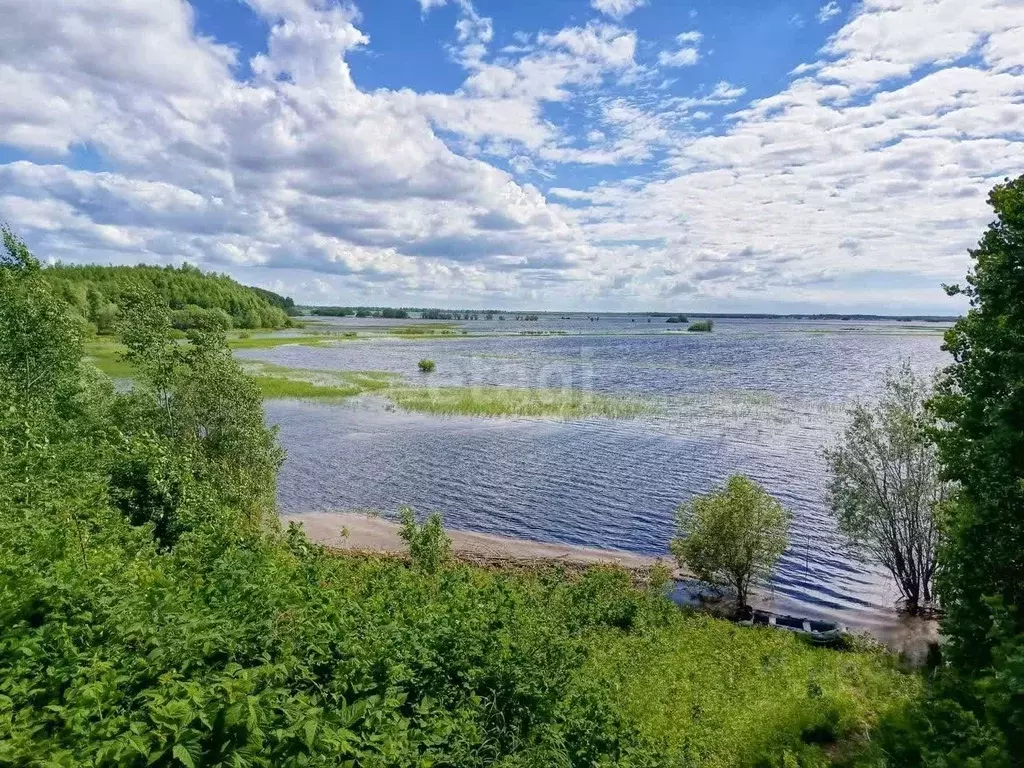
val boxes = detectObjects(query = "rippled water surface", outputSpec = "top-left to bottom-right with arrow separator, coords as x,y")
249,317 -> 950,631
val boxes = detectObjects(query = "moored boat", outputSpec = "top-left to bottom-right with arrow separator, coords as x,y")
737,607 -> 847,646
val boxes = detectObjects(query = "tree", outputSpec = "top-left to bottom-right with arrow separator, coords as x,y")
670,475 -> 791,610
929,175 -> 1024,675
824,363 -> 951,614
0,226 -> 85,413
114,290 -> 283,532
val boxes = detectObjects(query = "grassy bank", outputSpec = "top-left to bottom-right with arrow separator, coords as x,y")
588,613 -> 916,766
1,497 -> 921,766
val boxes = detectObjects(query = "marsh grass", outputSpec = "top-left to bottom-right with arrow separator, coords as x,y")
385,385 -> 654,419
227,331 -> 358,349
84,338 -> 134,378
254,376 -> 364,399
388,323 -> 460,336
244,361 -> 399,400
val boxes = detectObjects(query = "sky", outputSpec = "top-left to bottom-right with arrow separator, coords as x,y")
1,0 -> 1022,313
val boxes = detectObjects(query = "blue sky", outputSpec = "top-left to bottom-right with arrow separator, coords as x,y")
1,0 -> 1022,312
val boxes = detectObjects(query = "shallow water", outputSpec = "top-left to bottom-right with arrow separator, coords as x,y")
251,317 -> 951,632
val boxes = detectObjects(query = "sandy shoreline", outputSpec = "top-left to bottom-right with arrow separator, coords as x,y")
285,511 -> 683,577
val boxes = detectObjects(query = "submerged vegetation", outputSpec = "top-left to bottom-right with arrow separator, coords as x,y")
385,385 -> 654,419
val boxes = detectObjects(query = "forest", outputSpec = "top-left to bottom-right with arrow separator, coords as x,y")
42,263 -> 296,333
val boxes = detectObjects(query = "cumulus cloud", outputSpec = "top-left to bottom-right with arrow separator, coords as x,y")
591,0 -> 648,21
0,0 -> 1021,311
658,31 -> 704,67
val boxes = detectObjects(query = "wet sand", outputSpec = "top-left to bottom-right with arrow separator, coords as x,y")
286,511 -> 682,577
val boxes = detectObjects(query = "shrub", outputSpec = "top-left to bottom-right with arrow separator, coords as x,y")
688,319 -> 714,332
670,475 -> 791,610
418,358 -> 436,372
398,506 -> 452,573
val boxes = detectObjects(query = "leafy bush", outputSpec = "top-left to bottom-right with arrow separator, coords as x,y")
671,474 -> 791,609
398,507 -> 452,573
418,358 -> 436,372
688,319 -> 714,332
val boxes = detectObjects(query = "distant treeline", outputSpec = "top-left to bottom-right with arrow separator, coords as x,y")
311,307 -> 410,319
309,306 -> 956,322
42,263 -> 297,333
308,306 -> 542,321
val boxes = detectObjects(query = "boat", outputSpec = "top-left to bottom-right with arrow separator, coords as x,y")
737,607 -> 847,646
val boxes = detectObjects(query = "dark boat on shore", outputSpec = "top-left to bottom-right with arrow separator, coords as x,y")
737,608 -> 847,646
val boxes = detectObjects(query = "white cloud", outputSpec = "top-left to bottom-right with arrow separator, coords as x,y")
590,0 -> 648,21
659,47 -> 700,67
658,29 -> 703,68
0,0 -> 1021,311
818,2 -> 841,23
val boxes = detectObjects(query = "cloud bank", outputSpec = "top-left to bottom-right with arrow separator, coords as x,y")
0,0 -> 1021,312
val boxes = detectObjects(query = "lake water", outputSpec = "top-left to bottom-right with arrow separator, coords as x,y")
244,316 -> 951,633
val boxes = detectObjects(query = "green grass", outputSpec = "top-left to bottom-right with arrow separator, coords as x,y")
253,376 -> 364,399
245,362 -> 398,400
227,332 -> 358,349
385,385 -> 654,419
585,610 -> 919,767
240,360 -> 650,419
84,339 -> 134,378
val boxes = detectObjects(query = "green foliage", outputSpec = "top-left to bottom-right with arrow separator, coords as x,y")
588,612 -> 920,768
671,475 -> 792,609
249,286 -> 298,315
930,174 -> 1024,673
901,174 -> 1024,766
0,226 -> 87,415
0,229 -> 922,767
310,306 -> 409,318
876,670 -> 1013,767
824,363 -> 951,613
688,319 -> 714,332
41,261 -> 294,332
665,314 -> 689,324
398,507 -> 452,574
418,358 -> 436,372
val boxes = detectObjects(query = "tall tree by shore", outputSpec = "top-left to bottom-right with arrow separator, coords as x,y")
824,363 -> 951,615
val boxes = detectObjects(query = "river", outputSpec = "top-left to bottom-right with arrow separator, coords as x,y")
242,315 -> 950,635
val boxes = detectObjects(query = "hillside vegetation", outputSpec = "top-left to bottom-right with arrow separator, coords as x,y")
0,228 -> 923,767
42,262 -> 295,332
